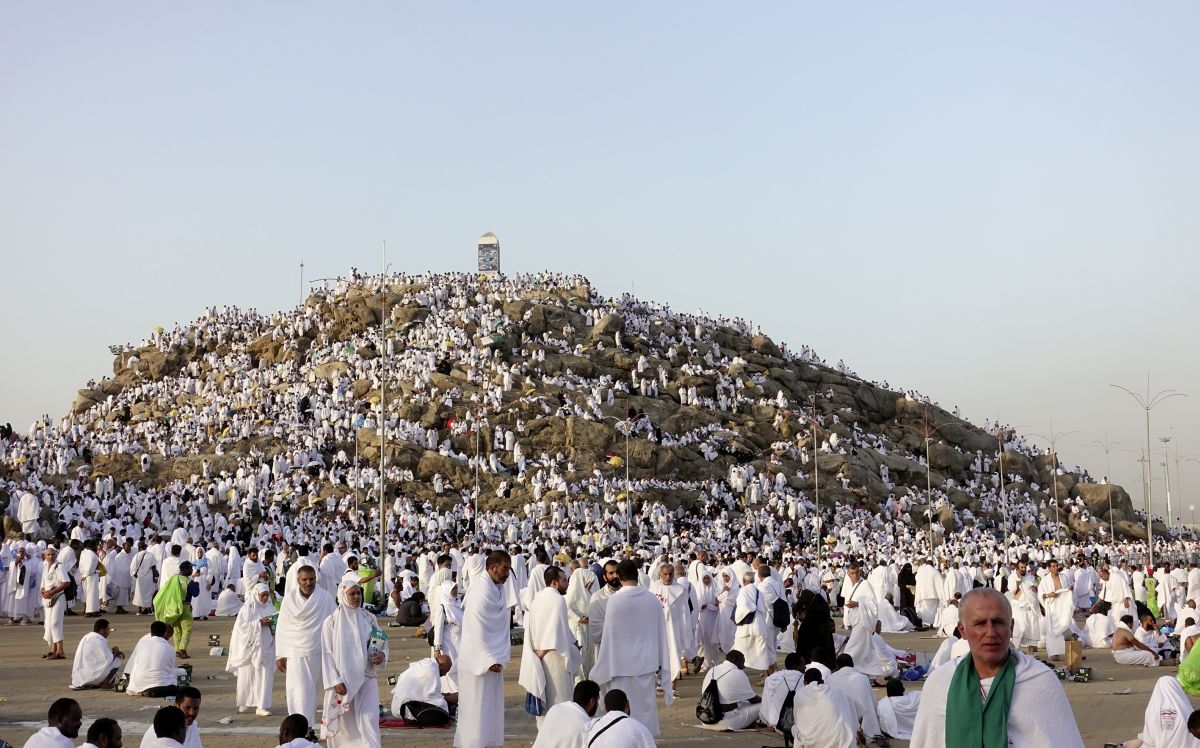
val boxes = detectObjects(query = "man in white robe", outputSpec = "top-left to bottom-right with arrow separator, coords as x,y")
1039,560 -> 1074,658
70,618 -> 125,689
392,654 -> 454,717
911,588 -> 1084,746
110,540 -> 133,614
585,689 -> 657,748
274,565 -> 336,724
830,653 -> 883,741
648,563 -> 691,683
519,566 -> 581,721
78,541 -> 102,616
914,559 -> 942,627
876,678 -> 921,741
532,679 -> 600,748
732,570 -> 774,671
214,585 -> 242,617
697,650 -> 762,731
791,668 -> 857,748
138,687 -> 203,748
39,546 -> 69,659
586,560 -> 619,653
455,550 -> 514,748
590,559 -> 674,736
23,697 -> 82,748
760,653 -> 805,735
1007,563 -> 1042,649
130,542 -> 158,614
1130,675 -> 1200,747
124,622 -> 182,696
18,490 -> 40,539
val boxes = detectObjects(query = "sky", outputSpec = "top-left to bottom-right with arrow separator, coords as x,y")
2,3 -> 1198,520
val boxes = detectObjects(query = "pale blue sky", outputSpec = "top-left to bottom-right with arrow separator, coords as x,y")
2,3 -> 1197,518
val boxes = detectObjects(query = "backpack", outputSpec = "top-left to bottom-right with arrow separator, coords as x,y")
772,597 -> 791,629
733,589 -> 760,626
400,700 -> 451,726
696,675 -> 723,724
776,673 -> 801,735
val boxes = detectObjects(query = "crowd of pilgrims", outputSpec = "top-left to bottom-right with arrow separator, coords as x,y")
3,270 -> 1199,746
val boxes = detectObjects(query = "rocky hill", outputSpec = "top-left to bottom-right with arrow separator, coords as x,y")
9,272 -> 1152,541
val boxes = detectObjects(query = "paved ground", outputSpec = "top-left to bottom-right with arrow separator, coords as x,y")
0,614 -> 1162,746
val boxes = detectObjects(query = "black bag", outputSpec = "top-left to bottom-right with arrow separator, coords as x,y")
66,576 -> 78,600
425,621 -> 436,647
696,676 -> 723,724
733,589 -> 759,626
400,700 -> 451,726
772,597 -> 791,629
776,674 -> 801,735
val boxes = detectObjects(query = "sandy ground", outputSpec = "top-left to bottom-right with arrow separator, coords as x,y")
0,613 -> 1160,747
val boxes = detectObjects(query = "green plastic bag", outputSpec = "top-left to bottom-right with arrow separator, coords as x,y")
153,576 -> 186,624
1180,635 -> 1200,696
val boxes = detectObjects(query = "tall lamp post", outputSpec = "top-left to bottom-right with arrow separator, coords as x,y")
1086,432 -> 1132,545
810,392 -> 822,563
1159,436 -> 1174,536
1030,425 -> 1080,554
1111,378 -> 1188,570
995,418 -> 1028,565
898,406 -> 958,555
378,253 -> 393,569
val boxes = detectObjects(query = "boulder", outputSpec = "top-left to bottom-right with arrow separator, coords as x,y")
592,313 -> 625,340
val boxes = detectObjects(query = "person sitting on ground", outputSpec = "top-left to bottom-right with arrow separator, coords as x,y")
698,649 -> 762,731
830,653 -> 885,745
533,679 -> 600,748
911,588 -> 1084,746
22,697 -> 82,748
761,652 -> 806,747
584,689 -> 656,748
391,654 -> 456,724
790,668 -> 857,747
82,717 -> 122,748
1124,675 -> 1200,748
395,590 -> 428,627
71,618 -> 125,690
139,686 -> 202,748
1136,614 -> 1175,663
276,714 -> 322,748
876,678 -> 921,742
146,705 -> 187,748
125,621 -> 183,697
214,585 -> 243,617
1113,614 -> 1161,667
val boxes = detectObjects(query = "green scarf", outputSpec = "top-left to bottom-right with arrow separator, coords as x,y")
945,651 -> 1017,747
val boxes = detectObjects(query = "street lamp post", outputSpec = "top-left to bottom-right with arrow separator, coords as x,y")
898,406 -> 959,555
994,417 -> 1028,565
1159,436 -> 1174,536
1030,424 -> 1080,554
811,392 -> 821,564
1086,433 -> 1131,548
1111,377 -> 1188,570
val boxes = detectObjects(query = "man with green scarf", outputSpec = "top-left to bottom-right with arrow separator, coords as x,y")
911,588 -> 1083,747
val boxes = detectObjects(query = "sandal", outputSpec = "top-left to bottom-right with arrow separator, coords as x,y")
51,654 -> 65,660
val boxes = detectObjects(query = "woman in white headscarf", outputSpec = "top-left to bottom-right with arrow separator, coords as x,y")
716,566 -> 741,654
226,582 -> 276,715
430,579 -> 463,695
565,567 -> 597,678
320,579 -> 387,747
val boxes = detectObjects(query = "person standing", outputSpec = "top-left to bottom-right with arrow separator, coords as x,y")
320,579 -> 388,747
39,546 -> 70,660
227,583 -> 277,716
275,565 -> 337,725
78,540 -> 102,617
454,549 -> 514,748
519,566 -> 581,721
590,559 -> 674,736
